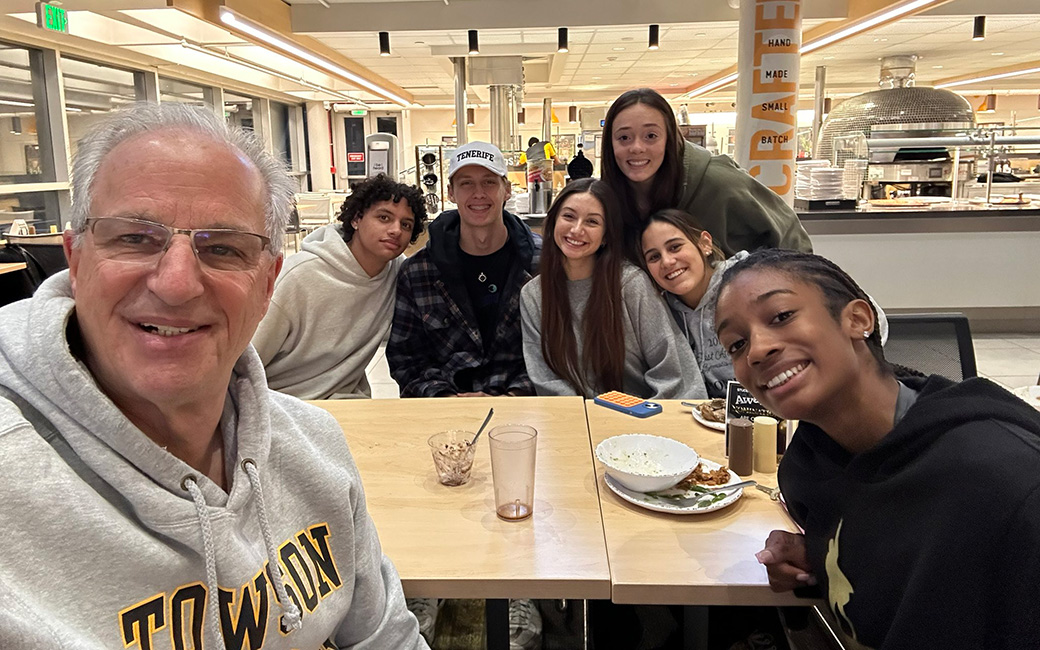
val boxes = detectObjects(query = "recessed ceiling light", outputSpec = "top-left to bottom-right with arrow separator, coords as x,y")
670,83 -> 678,86
601,63 -> 611,67
591,76 -> 601,79
414,41 -> 426,45
823,55 -> 835,60
612,46 -> 626,51
695,32 -> 706,37
621,37 -> 633,42
932,65 -> 944,69
992,52 -> 1005,56
690,72 -> 699,76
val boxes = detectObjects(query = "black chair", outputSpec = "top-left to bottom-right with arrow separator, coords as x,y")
883,313 -> 978,381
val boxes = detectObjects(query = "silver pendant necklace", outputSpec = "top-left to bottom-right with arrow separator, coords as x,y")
477,271 -> 497,293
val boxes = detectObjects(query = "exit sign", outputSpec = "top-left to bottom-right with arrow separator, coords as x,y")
36,2 -> 69,34
350,109 -> 367,116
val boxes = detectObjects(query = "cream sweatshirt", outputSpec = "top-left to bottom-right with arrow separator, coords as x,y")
253,223 -> 402,399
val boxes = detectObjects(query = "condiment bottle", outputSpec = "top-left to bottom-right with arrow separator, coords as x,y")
753,416 -> 778,473
727,418 -> 754,476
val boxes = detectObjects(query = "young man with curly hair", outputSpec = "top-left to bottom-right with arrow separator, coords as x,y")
253,174 -> 427,399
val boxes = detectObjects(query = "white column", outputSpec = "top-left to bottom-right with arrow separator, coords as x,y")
734,0 -> 802,205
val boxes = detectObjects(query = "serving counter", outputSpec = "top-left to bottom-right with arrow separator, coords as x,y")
799,205 -> 1040,332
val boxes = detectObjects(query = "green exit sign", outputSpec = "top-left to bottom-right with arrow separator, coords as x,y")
36,2 -> 69,34
350,109 -> 367,116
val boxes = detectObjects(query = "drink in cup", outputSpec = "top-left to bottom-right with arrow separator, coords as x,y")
428,430 -> 477,486
488,424 -> 537,520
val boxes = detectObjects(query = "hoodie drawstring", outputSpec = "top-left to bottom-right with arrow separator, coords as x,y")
182,475 -> 226,648
181,463 -> 303,648
242,459 -> 303,632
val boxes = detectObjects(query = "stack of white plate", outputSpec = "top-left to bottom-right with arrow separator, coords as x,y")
512,192 -> 530,215
795,160 -> 844,200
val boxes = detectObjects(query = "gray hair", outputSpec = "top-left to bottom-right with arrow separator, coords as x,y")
69,102 -> 294,255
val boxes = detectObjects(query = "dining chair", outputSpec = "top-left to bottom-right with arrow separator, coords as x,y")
4,234 -> 69,280
883,312 -> 978,381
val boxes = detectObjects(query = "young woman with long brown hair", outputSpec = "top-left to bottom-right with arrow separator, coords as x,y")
601,87 -> 812,260
520,178 -> 706,399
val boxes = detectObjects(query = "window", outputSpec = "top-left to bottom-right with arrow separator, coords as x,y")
158,76 -> 208,106
0,43 -> 48,183
61,57 -> 137,161
224,90 -> 253,132
270,101 -> 291,166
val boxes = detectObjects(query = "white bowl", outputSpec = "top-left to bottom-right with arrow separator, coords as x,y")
595,434 -> 699,493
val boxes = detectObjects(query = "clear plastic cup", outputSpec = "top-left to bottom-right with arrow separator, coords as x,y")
428,430 -> 477,486
488,424 -> 538,520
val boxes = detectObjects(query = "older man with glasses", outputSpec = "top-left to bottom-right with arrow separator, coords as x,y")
0,103 -> 428,650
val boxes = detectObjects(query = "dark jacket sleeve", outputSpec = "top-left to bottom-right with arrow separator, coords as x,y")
386,268 -> 456,397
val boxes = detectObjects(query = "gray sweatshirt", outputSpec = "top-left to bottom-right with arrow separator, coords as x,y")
253,223 -> 403,399
520,263 -> 708,399
663,251 -> 749,398
0,273 -> 427,650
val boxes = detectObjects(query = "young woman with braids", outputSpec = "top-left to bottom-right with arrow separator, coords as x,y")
601,88 -> 812,262
714,249 -> 1040,650
519,178 -> 706,399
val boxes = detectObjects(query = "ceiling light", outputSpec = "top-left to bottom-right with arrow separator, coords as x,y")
800,0 -> 949,55
612,47 -> 626,51
379,32 -> 391,56
991,52 -> 1004,56
517,108 -> 525,124
10,116 -> 22,135
467,107 -> 475,126
569,105 -> 577,122
979,93 -> 997,113
218,9 -> 408,106
937,65 -> 1040,89
823,97 -> 832,113
558,27 -> 568,53
180,39 -> 370,107
680,0 -> 947,99
680,72 -> 739,98
648,24 -> 660,50
0,99 -> 34,108
468,29 -> 479,55
933,65 -> 944,69
973,16 -> 986,41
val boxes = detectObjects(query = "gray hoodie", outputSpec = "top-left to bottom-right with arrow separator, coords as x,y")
664,251 -> 890,398
253,223 -> 403,399
0,273 -> 427,649
663,251 -> 749,398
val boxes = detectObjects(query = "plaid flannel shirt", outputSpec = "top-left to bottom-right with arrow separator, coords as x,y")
387,210 -> 541,397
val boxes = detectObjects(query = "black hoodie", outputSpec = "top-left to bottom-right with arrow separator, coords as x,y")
780,376 -> 1040,650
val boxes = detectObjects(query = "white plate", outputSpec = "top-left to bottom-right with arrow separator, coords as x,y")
691,407 -> 726,432
603,458 -> 743,514
1012,385 -> 1040,410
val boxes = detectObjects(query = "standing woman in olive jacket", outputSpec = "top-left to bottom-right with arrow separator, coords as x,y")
601,87 -> 813,260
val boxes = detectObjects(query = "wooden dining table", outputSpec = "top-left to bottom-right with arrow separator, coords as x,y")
585,399 -> 815,608
312,395 -> 611,649
0,262 -> 27,275
314,395 -> 819,648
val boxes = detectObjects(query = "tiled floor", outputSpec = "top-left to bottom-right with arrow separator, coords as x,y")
973,334 -> 1040,390
366,333 -> 1040,400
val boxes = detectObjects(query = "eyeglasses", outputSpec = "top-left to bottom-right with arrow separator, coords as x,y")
82,216 -> 272,272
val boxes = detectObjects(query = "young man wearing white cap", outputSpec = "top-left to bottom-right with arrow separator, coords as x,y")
387,141 -> 542,399
387,142 -> 544,648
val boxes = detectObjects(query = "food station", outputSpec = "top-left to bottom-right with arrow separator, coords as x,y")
797,56 -> 1040,332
